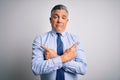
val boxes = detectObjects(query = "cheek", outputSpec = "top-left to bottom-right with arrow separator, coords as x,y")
50,21 -> 55,25
64,21 -> 68,25
51,20 -> 57,24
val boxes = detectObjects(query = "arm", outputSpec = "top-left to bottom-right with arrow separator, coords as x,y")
62,43 -> 87,75
32,37 -> 62,75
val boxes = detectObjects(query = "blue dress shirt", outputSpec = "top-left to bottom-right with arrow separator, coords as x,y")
32,30 -> 87,80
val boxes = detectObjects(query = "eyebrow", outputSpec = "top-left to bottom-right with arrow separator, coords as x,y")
52,13 -> 67,17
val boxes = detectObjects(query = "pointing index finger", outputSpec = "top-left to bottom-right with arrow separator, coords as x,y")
71,42 -> 80,48
41,46 -> 49,51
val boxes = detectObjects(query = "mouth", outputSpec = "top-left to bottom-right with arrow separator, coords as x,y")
56,23 -> 63,26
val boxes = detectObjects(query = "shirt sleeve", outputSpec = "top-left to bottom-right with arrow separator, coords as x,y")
32,36 -> 62,75
62,37 -> 87,75
63,47 -> 87,75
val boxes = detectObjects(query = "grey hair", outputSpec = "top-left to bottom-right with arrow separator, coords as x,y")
51,4 -> 68,16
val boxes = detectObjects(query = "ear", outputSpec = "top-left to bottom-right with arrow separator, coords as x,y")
49,17 -> 52,23
67,18 -> 69,22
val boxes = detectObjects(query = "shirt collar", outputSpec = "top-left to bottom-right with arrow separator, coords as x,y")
51,29 -> 66,37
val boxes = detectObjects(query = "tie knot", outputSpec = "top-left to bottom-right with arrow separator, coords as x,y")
56,33 -> 61,37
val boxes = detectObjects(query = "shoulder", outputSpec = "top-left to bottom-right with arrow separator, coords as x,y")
33,31 -> 51,42
65,32 -> 80,42
66,32 -> 85,50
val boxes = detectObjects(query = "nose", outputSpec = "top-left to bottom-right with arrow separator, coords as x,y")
57,17 -> 62,23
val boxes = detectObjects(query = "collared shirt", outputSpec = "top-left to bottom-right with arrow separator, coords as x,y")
32,30 -> 87,80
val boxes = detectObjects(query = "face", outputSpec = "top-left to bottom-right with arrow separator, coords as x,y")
50,9 -> 69,33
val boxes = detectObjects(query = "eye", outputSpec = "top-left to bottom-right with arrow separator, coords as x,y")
52,15 -> 58,19
62,16 -> 67,19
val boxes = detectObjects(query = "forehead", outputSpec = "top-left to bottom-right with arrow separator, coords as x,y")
51,10 -> 68,16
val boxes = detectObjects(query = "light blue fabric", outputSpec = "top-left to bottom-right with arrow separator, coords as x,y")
32,30 -> 87,80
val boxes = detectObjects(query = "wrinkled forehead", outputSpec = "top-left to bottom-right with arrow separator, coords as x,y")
51,9 -> 68,17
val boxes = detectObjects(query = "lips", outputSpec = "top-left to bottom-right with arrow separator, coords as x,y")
56,23 -> 63,26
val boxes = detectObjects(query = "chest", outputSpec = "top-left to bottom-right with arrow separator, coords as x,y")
42,36 -> 74,52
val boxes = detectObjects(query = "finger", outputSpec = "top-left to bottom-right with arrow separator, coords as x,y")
41,46 -> 49,51
71,42 -> 80,48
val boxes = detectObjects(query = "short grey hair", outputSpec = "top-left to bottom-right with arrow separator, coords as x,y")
51,4 -> 68,16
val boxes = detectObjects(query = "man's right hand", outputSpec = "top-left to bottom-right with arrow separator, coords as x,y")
41,46 -> 58,60
61,42 -> 80,63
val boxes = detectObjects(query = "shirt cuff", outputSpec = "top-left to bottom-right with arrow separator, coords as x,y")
52,56 -> 63,69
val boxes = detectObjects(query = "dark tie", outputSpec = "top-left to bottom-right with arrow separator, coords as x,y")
56,33 -> 65,80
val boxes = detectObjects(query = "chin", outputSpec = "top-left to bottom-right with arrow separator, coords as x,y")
56,30 -> 64,33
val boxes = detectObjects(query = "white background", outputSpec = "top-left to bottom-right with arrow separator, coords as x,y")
0,0 -> 120,80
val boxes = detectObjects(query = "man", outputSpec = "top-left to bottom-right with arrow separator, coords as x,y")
32,4 -> 87,80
